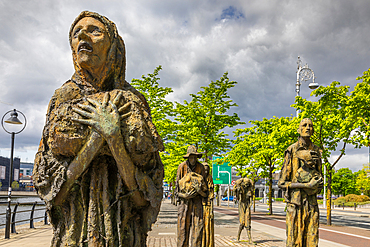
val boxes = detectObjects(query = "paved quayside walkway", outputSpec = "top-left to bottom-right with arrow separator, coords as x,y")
149,200 -> 285,247
1,199 -> 367,246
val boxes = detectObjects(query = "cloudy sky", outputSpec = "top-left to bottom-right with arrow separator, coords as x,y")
0,0 -> 369,171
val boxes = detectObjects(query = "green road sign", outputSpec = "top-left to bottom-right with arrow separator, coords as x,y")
212,156 -> 232,184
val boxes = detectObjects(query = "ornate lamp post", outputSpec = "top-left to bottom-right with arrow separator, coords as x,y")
2,109 -> 26,239
296,56 -> 319,117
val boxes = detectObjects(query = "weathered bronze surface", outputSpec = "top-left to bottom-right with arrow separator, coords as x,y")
33,11 -> 164,246
278,118 -> 323,247
176,145 -> 208,247
233,178 -> 253,244
202,163 -> 214,247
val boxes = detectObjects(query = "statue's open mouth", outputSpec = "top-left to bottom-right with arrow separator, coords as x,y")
78,42 -> 93,53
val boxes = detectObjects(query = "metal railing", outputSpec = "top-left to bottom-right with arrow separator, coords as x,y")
0,201 -> 48,236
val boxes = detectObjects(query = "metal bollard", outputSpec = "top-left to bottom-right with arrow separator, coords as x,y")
354,203 -> 357,211
30,202 -> 37,228
44,210 -> 48,225
11,202 -> 20,233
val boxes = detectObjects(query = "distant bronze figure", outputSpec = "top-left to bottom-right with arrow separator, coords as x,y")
202,163 -> 214,247
176,145 -> 208,247
234,177 -> 253,244
33,11 -> 164,246
278,118 -> 323,247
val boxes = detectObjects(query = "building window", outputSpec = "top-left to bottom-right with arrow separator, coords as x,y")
14,169 -> 19,181
0,166 -> 5,179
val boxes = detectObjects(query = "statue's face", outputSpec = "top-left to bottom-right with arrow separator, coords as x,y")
188,155 -> 197,166
298,119 -> 314,138
71,17 -> 110,71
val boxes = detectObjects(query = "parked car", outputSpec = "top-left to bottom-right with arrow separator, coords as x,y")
222,196 -> 234,201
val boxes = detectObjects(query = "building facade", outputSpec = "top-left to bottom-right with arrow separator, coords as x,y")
0,156 -> 21,189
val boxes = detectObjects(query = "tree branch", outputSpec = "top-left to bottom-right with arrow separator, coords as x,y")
331,140 -> 348,169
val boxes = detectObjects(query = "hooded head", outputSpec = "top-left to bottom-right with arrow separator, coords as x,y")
69,11 -> 127,90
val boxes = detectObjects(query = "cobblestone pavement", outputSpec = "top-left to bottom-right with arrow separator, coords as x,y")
148,236 -> 285,247
147,200 -> 285,247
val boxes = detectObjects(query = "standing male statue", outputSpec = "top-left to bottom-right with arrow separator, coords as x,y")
202,163 -> 214,247
278,118 -> 323,247
176,145 -> 208,247
33,11 -> 164,246
233,177 -> 254,244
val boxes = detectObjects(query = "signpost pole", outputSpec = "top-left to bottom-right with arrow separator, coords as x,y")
227,184 -> 229,207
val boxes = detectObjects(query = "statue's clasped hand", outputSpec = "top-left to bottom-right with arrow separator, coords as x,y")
307,176 -> 323,189
178,189 -> 197,200
72,92 -> 131,141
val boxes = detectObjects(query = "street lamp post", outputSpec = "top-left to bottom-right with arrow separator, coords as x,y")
2,109 -> 26,239
296,56 -> 319,117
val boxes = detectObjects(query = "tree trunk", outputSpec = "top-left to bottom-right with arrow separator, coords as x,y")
252,183 -> 256,212
326,170 -> 332,225
268,165 -> 273,215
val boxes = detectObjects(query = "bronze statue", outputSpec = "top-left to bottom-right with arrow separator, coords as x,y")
176,145 -> 208,247
33,11 -> 164,246
202,163 -> 214,247
278,118 -> 323,247
233,177 -> 253,244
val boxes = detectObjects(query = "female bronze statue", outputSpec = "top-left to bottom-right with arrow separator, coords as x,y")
33,11 -> 164,246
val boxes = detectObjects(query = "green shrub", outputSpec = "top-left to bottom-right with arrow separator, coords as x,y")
358,195 -> 370,202
334,197 -> 346,205
342,201 -> 370,207
11,181 -> 19,190
344,194 -> 369,202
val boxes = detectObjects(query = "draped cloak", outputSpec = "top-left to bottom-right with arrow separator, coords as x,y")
33,11 -> 164,247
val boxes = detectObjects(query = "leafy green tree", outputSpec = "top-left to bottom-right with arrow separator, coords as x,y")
356,165 -> 370,196
175,72 -> 244,161
227,124 -> 266,212
228,116 -> 297,214
131,66 -> 178,185
347,69 -> 370,151
332,168 -> 358,196
159,141 -> 188,184
131,65 -> 177,142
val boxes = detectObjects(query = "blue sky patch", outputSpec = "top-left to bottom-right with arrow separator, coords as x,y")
220,6 -> 245,20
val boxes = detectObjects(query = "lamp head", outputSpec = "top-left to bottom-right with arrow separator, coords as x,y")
308,82 -> 319,90
5,109 -> 23,125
